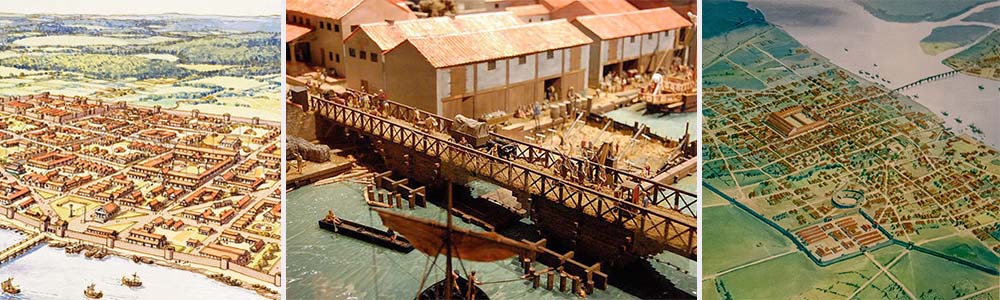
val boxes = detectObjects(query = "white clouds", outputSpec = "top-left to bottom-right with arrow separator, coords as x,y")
0,0 -> 282,16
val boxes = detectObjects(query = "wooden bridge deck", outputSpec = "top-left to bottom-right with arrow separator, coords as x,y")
0,233 -> 47,264
309,95 -> 697,259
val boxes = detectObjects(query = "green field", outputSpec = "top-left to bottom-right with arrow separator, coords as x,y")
919,25 -> 993,55
889,251 -> 999,300
703,204 -> 795,275
854,0 -> 994,23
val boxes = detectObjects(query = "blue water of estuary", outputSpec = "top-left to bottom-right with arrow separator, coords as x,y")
286,182 -> 694,299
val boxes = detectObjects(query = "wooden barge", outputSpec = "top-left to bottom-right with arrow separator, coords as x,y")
318,217 -> 414,253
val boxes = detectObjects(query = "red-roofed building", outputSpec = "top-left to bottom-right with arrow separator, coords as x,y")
571,7 -> 692,88
94,202 -> 120,223
487,0 -> 636,22
346,17 -> 592,118
286,0 -> 416,76
549,0 -> 637,20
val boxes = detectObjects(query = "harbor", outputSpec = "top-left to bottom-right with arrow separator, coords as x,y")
0,228 -> 262,299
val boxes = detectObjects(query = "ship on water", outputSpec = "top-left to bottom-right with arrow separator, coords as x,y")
2,277 -> 20,294
374,183 -> 540,300
84,283 -> 103,299
122,273 -> 142,287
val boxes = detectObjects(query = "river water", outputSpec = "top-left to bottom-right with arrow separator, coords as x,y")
747,0 -> 1000,146
286,182 -> 696,299
0,230 -> 262,299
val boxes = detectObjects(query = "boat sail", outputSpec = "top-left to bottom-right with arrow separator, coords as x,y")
374,182 -> 538,300
375,209 -> 535,262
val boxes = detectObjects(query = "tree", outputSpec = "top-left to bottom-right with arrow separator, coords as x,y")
419,0 -> 456,17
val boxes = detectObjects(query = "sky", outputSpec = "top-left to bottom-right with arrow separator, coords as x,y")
0,0 -> 281,16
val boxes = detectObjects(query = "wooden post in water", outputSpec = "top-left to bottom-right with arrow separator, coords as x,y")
559,268 -> 568,292
408,191 -> 416,209
444,181 -> 454,300
395,193 -> 403,209
571,276 -> 581,295
546,271 -> 554,290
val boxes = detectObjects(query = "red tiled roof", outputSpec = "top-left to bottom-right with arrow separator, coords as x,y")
398,19 -> 591,68
354,12 -> 523,52
102,202 -> 119,214
287,24 -> 315,42
505,4 -> 551,16
287,0 -> 410,20
574,0 -> 637,15
452,12 -> 524,32
573,7 -> 691,40
540,0 -> 575,9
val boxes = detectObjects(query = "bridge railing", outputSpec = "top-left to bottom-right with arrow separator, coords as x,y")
488,134 -> 698,217
315,90 -> 698,217
310,95 -> 696,258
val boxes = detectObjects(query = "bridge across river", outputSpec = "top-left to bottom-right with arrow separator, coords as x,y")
307,94 -> 697,259
891,70 -> 960,92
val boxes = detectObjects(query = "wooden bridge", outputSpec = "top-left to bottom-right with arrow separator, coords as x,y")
308,94 -> 697,259
0,233 -> 47,264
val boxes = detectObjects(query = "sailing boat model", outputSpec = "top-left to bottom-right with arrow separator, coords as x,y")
375,182 -> 538,300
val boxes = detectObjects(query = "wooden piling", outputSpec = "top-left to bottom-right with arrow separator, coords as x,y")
545,271 -> 554,290
559,269 -> 568,292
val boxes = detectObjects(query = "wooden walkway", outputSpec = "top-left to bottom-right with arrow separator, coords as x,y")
0,233 -> 47,264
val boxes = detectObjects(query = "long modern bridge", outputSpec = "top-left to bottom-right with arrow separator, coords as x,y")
306,93 -> 697,259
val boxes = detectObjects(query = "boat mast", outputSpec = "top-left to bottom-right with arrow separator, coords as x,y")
444,181 -> 454,300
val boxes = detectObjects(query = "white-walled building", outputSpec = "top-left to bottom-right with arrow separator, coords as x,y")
286,0 -> 416,77
571,7 -> 693,88
345,16 -> 592,118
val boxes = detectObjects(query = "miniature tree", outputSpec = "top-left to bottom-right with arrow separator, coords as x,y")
419,0 -> 456,17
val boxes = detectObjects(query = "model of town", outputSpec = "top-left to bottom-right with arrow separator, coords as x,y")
283,0 -> 698,299
704,1 -> 999,300
0,93 -> 282,297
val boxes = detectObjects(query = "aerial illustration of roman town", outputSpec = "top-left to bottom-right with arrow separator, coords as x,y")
703,1 -> 1000,299
0,1 -> 283,299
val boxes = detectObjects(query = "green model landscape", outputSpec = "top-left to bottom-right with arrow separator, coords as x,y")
704,1 -> 1000,299
919,25 -> 993,55
943,29 -> 1000,81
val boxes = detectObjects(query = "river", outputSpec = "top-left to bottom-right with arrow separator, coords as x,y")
286,182 -> 696,299
0,230 -> 262,299
747,0 -> 1000,146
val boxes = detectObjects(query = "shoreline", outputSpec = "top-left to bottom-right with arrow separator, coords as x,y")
0,217 -> 280,299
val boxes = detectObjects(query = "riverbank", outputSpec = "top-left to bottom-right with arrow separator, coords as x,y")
0,217 -> 279,299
